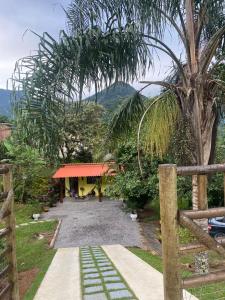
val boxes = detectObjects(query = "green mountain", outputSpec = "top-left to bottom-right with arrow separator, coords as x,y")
0,82 -> 137,117
86,82 -> 137,110
0,89 -> 12,116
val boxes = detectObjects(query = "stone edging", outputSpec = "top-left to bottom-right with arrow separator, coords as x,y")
49,219 -> 62,248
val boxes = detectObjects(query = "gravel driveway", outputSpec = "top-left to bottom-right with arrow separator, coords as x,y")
43,198 -> 143,248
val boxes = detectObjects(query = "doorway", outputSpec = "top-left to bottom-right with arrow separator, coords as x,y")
69,177 -> 78,197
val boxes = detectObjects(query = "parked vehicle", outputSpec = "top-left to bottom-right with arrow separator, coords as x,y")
208,217 -> 225,238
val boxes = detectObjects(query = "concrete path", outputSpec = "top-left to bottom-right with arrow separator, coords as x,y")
34,245 -> 198,300
43,198 -> 143,248
34,248 -> 81,300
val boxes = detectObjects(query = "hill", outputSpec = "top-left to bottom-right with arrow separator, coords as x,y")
0,82 -> 138,117
0,89 -> 12,116
86,82 -> 137,110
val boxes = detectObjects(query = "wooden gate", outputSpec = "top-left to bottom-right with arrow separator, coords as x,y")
0,164 -> 19,300
159,163 -> 225,300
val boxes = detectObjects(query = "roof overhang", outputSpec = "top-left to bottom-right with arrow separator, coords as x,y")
53,163 -> 112,178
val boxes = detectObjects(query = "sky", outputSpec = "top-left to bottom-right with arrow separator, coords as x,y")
0,0 -> 182,97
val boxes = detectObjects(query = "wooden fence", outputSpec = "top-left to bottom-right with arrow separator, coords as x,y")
159,163 -> 225,300
0,165 -> 19,300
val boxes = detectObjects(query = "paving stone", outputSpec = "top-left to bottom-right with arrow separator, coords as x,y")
83,264 -> 96,269
101,270 -> 117,277
84,278 -> 102,286
83,268 -> 98,274
84,273 -> 100,279
109,289 -> 133,299
82,258 -> 94,262
97,262 -> 111,267
103,276 -> 121,282
105,282 -> 126,290
83,293 -> 107,300
99,266 -> 114,271
85,285 -> 104,294
94,256 -> 107,260
20,223 -> 28,226
82,261 -> 94,265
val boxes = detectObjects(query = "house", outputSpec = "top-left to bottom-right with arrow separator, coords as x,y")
52,163 -> 115,199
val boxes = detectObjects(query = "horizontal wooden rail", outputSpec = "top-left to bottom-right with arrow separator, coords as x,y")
177,163 -> 225,176
0,166 -> 9,175
181,207 -> 225,219
180,237 -> 225,255
0,228 -> 11,239
0,247 -> 11,260
179,212 -> 225,258
182,270 -> 225,288
0,265 -> 10,279
0,189 -> 13,221
0,283 -> 11,299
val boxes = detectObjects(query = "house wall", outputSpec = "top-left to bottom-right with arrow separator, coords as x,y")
78,177 -> 107,197
65,177 -> 70,197
64,176 -> 108,197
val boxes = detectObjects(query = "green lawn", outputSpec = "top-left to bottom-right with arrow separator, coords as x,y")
0,201 -> 57,300
15,202 -> 42,224
16,221 -> 57,300
128,247 -> 225,300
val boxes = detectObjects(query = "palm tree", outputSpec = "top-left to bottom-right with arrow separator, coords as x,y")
12,0 -> 225,206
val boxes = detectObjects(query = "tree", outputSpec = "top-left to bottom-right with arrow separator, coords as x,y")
59,103 -> 106,162
4,139 -> 50,203
11,0 -> 225,204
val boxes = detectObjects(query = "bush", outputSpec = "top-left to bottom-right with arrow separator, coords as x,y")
108,142 -> 162,210
4,140 -> 52,203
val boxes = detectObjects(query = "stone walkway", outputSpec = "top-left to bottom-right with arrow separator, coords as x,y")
34,245 -> 198,300
80,246 -> 137,300
43,199 -> 143,248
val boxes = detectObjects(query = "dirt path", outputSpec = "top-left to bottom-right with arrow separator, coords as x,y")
43,198 -> 143,248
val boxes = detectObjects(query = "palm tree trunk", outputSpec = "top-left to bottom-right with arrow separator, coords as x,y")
188,91 -> 217,274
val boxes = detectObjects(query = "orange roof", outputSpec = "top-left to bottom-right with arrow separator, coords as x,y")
52,163 -> 110,178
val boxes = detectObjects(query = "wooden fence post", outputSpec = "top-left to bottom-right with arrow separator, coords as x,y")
159,164 -> 182,300
3,165 -> 20,300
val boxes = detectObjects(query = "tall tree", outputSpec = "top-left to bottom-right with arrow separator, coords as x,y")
12,0 -> 225,197
59,103 -> 106,162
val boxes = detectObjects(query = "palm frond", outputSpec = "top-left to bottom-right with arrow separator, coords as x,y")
141,91 -> 180,158
108,92 -> 145,140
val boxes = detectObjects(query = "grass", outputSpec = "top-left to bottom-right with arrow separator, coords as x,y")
0,201 -> 57,300
128,247 -> 163,273
14,202 -> 42,224
128,247 -> 225,300
17,221 -> 57,300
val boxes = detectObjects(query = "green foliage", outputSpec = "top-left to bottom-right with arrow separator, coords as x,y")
4,139 -> 51,202
59,103 -> 106,162
108,141 -> 161,210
